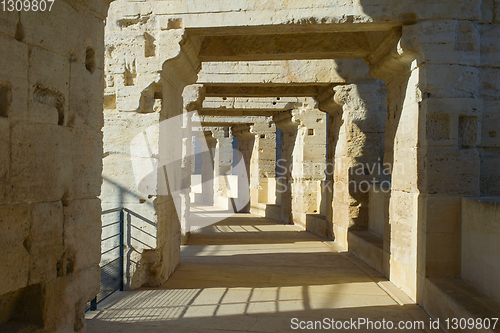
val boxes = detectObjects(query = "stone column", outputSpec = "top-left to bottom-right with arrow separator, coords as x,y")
292,106 -> 327,228
180,84 -> 205,238
368,21 -> 482,302
231,118 -> 276,215
327,80 -> 387,249
232,124 -> 254,213
274,110 -> 301,224
275,105 -> 327,227
249,119 -> 277,212
200,131 -> 216,206
211,127 -> 234,210
101,30 -> 201,289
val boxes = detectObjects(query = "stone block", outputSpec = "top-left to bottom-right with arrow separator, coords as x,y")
347,109 -> 385,134
404,21 -> 480,66
0,204 -> 30,295
0,33 -> 29,119
423,64 -> 480,99
389,191 -> 418,264
43,265 -> 100,332
101,154 -> 157,204
22,2 -> 105,68
391,147 -> 419,193
458,115 -> 479,148
480,24 -> 500,67
480,149 -> 500,195
480,67 -> 500,99
347,132 -> 383,164
426,113 -> 451,141
103,110 -> 160,156
71,128 -> 103,199
462,197 -> 500,303
426,146 -> 480,195
69,62 -> 105,130
368,186 -> 389,238
10,122 -> 72,203
63,199 -> 101,273
0,118 -> 9,202
425,233 -> 461,278
393,102 -> 420,149
0,10 -> 18,38
28,201 -> 64,285
28,46 -> 69,125
481,100 -> 500,148
390,256 -> 417,301
424,195 -> 461,234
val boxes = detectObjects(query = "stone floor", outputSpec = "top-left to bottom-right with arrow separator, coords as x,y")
86,212 -> 438,332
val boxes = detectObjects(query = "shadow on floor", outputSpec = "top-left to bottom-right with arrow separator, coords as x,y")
87,213 -> 436,333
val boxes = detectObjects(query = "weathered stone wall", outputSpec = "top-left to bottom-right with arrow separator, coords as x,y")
479,24 -> 500,195
0,0 -> 109,331
107,0 -> 494,31
461,197 -> 500,304
330,80 -> 387,249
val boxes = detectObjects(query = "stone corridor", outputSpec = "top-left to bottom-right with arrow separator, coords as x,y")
86,211 -> 434,333
3,0 -> 500,331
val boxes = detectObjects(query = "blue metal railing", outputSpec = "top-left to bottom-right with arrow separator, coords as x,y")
87,208 -> 125,311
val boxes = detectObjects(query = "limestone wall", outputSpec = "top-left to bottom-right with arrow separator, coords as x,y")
198,59 -> 370,85
0,0 -> 109,331
479,25 -> 500,195
109,0 -> 493,31
462,197 -> 500,304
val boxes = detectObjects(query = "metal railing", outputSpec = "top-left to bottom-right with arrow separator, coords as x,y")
86,208 -> 125,311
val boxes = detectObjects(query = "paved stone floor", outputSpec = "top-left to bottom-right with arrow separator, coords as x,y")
86,212 -> 437,332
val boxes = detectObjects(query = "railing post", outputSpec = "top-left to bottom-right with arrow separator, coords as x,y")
90,297 -> 97,311
119,209 -> 124,291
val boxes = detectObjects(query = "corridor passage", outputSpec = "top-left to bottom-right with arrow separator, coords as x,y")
86,213 -> 435,332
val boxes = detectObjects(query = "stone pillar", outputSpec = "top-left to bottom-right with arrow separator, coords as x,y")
368,20 -> 482,301
231,119 -> 276,215
327,81 -> 387,249
232,124 -> 254,213
275,105 -> 327,227
181,84 -> 205,238
275,110 -> 301,224
211,127 -> 234,210
101,30 -> 201,289
200,131 -> 216,206
249,119 -> 277,210
291,106 -> 327,228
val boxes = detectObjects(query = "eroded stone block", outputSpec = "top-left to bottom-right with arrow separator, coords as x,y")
28,201 -> 64,285
0,204 -> 30,295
